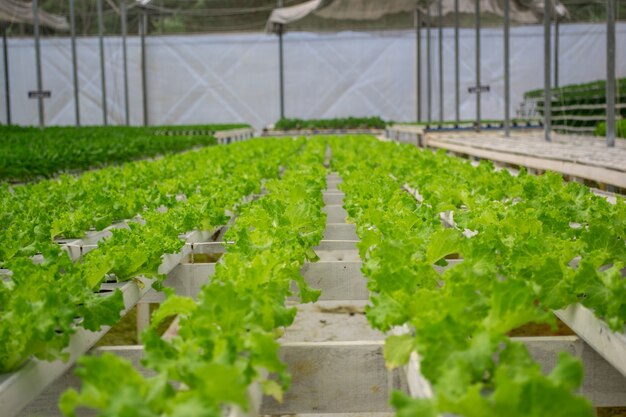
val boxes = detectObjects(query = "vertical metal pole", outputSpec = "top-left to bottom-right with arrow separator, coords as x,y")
454,0 -> 460,125
278,0 -> 285,120
554,16 -> 559,88
606,0 -> 616,147
278,25 -> 285,120
543,0 -> 551,141
121,1 -> 130,126
416,8 -> 422,122
33,0 -> 44,127
438,0 -> 444,123
2,24 -> 10,125
159,0 -> 164,34
97,0 -> 108,125
426,5 -> 432,123
141,9 -> 148,126
69,0 -> 80,126
475,0 -> 481,131
504,0 -> 511,137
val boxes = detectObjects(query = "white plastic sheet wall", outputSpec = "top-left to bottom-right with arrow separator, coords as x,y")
0,23 -> 624,129
0,36 -> 144,126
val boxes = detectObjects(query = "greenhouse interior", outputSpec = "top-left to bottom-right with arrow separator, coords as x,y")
0,0 -> 625,416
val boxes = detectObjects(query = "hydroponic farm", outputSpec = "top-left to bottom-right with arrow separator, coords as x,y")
1,1 -> 625,417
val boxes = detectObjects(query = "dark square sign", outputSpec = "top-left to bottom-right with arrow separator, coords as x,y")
28,91 -> 51,99
468,86 -> 490,94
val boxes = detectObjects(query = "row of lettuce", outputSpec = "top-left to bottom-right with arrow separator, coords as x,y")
3,134 -> 625,416
1,120 -> 381,183
273,116 -> 387,131
60,138 -> 328,416
0,124 -> 249,182
330,136 -> 625,417
525,78 -> 626,101
63,136 -> 625,417
524,78 -> 626,137
0,138 -> 302,374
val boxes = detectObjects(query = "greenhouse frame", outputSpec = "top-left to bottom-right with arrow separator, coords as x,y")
0,1 -> 623,140
1,1 -> 626,417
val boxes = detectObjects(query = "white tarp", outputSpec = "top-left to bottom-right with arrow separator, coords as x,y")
0,23 -> 624,129
0,0 -> 69,30
266,0 -> 323,32
418,0 -> 569,23
267,0 -> 568,32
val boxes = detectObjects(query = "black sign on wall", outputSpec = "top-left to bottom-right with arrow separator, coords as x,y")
468,86 -> 490,94
28,91 -> 51,99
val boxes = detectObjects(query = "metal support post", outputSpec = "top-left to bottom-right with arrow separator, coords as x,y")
438,0 -> 444,123
33,0 -> 44,127
426,5 -> 432,123
416,8 -> 422,122
454,0 -> 460,124
141,9 -> 148,126
69,0 -> 80,126
2,24 -> 10,125
278,0 -> 285,120
475,0 -> 481,131
504,0 -> 511,137
121,1 -> 130,125
554,16 -> 560,88
97,0 -> 107,125
543,0 -> 551,141
278,25 -> 285,120
606,0 -> 616,147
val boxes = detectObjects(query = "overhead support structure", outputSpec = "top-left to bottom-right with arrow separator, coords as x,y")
2,23 -> 10,125
475,0 -> 481,131
32,0 -> 44,127
69,0 -> 80,126
504,0 -> 511,137
415,8 -> 422,122
96,0 -> 107,125
1,0 -> 69,30
454,0 -> 460,125
543,0 -> 552,141
267,0 -> 568,30
121,0 -> 130,126
606,0 -> 616,148
426,5 -> 432,123
140,7 -> 148,126
438,0 -> 443,123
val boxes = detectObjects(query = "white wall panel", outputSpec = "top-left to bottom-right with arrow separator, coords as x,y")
0,23 -> 623,129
